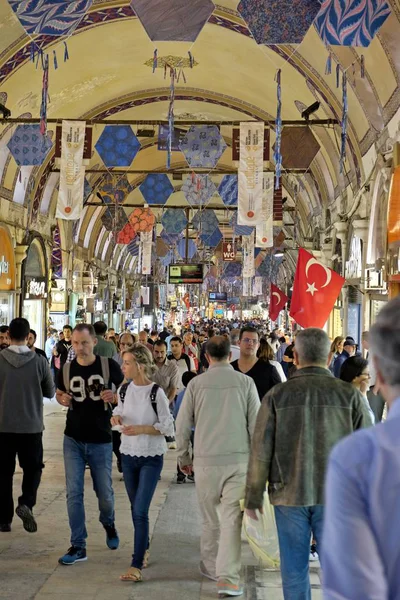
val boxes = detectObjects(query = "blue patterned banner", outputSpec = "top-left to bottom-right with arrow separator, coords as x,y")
9,1 -> 93,36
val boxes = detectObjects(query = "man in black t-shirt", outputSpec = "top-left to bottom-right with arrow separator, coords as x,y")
231,326 -> 280,400
56,323 -> 123,566
27,329 -> 47,358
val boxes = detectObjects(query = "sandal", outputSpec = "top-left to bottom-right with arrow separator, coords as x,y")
120,567 -> 142,582
142,549 -> 150,569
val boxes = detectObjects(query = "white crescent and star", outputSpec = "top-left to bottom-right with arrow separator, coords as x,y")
305,258 -> 331,295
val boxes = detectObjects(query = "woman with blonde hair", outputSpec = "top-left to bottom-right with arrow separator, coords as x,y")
329,336 -> 345,373
111,344 -> 174,583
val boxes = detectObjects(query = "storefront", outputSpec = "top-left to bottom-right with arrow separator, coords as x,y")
0,225 -> 16,325
345,234 -> 363,345
49,278 -> 68,332
21,237 -> 48,350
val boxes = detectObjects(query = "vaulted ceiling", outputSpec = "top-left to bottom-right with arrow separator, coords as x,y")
1,0 -> 400,272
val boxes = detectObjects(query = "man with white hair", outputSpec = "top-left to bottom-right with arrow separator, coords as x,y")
322,297 -> 400,599
244,328 -> 371,600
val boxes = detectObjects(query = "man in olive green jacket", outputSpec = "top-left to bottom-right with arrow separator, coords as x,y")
244,328 -> 371,600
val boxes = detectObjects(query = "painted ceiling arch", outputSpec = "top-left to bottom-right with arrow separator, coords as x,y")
0,0 -> 400,266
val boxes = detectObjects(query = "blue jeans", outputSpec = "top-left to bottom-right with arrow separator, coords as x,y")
63,435 -> 114,548
274,505 -> 324,600
121,454 -> 163,568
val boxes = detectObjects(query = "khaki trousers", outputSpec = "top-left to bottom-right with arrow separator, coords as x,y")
195,463 -> 246,586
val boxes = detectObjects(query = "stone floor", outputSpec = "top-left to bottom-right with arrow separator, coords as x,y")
0,401 -> 322,599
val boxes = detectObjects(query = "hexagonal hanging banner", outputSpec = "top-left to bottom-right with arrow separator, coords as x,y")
7,124 -> 53,166
161,208 -> 188,234
238,0 -> 320,44
99,174 -> 131,204
160,229 -> 184,245
192,210 -> 219,236
95,125 -> 141,167
139,174 -> 174,205
230,212 -> 255,237
200,226 -> 223,248
177,238 -> 197,260
180,125 -> 227,168
129,207 -> 156,233
315,0 -> 391,47
127,237 -> 140,256
218,175 -> 238,206
117,222 -> 137,245
223,262 -> 242,279
101,206 -> 128,232
130,0 -> 215,42
182,174 -> 217,206
280,127 -> 320,169
8,0 -> 93,36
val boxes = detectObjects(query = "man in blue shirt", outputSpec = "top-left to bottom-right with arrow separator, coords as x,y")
322,296 -> 400,599
332,336 -> 356,378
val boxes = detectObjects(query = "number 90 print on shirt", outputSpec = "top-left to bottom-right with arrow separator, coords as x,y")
69,375 -> 105,402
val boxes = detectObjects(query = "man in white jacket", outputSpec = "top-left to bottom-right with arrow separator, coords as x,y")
176,336 -> 260,598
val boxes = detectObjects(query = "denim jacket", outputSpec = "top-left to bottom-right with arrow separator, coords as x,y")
245,367 -> 372,509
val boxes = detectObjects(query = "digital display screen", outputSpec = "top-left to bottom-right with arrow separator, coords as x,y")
168,264 -> 203,284
208,292 -> 227,303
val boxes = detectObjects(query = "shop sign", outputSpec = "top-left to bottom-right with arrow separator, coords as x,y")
50,279 -> 67,312
95,300 -> 103,312
0,227 -> 16,291
345,236 -> 362,280
25,277 -> 47,299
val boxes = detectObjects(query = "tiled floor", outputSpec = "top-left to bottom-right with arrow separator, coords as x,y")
0,401 -> 322,599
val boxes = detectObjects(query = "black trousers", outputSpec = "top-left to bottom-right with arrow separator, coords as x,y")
112,430 -> 121,465
0,432 -> 43,524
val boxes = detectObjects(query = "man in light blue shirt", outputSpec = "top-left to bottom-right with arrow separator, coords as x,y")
322,296 -> 400,600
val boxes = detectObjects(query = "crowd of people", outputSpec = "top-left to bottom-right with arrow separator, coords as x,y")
0,304 -> 397,598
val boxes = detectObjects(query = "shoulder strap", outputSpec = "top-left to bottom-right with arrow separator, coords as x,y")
100,356 -> 110,388
119,382 -> 129,403
150,384 -> 159,418
182,353 -> 191,371
63,362 -> 71,393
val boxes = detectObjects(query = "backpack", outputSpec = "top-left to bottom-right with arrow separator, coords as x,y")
118,382 -> 159,418
62,356 -> 110,411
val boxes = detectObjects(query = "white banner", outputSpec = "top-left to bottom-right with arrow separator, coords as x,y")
243,277 -> 251,297
141,231 -> 152,275
253,276 -> 263,296
56,120 -> 86,220
238,122 -> 264,225
256,174 -> 274,248
141,286 -> 150,305
242,231 -> 255,278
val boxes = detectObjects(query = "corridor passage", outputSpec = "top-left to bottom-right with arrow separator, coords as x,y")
0,402 -> 322,600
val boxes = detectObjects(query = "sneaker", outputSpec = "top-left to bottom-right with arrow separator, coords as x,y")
199,561 -> 217,582
168,441 -> 177,450
0,523 -> 11,532
176,476 -> 186,484
58,546 -> 87,565
309,543 -> 319,562
15,504 -> 37,533
104,523 -> 119,550
217,581 -> 244,597
187,473 -> 195,483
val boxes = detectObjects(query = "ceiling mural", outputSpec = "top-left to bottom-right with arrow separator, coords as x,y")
0,0 -> 400,280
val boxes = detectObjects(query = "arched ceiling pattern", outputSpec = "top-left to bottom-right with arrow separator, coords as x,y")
1,0 -> 400,270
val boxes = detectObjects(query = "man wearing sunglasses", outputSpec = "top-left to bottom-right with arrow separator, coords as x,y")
231,326 -> 281,400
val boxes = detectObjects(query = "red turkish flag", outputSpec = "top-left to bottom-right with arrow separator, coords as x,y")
269,283 -> 288,322
290,248 -> 345,329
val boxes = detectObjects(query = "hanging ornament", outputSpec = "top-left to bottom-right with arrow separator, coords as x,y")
167,67 -> 176,169
340,71 -> 348,174
40,54 -> 49,136
360,55 -> 365,79
188,51 -> 194,68
153,48 -> 158,73
53,50 -> 58,70
336,63 -> 340,88
64,41 -> 69,62
273,69 -> 282,190
325,52 -> 332,75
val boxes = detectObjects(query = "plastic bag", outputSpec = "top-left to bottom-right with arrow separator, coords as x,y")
241,491 -> 280,569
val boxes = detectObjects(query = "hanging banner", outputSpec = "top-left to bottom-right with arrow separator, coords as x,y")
256,174 -> 274,248
222,241 -> 236,261
253,276 -> 263,296
141,231 -> 152,275
56,120 -> 86,220
243,277 -> 251,297
238,122 -> 264,225
242,231 -> 255,278
141,286 -> 150,306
